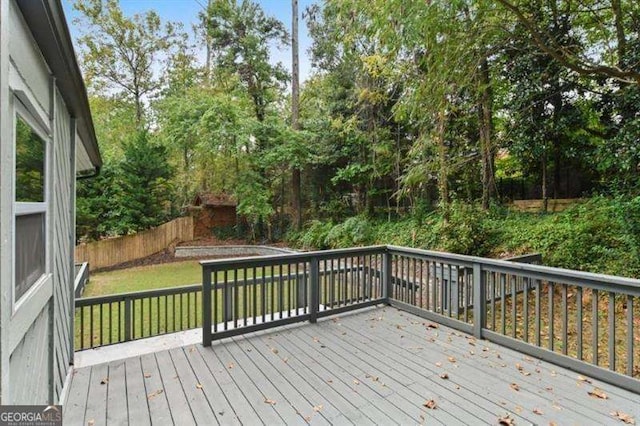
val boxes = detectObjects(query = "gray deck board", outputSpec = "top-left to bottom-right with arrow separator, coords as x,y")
106,360 -> 128,425
154,350 -> 196,426
168,347 -> 218,425
139,353 -> 173,425
63,364 -> 91,424
374,308 -> 640,421
65,306 -> 639,426
182,345 -> 241,425
83,363 -> 109,425
123,357 -> 151,426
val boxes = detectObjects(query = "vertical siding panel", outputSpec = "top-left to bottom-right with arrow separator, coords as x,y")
52,88 -> 72,401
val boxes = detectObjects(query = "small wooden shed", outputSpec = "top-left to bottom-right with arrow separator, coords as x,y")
189,193 -> 238,238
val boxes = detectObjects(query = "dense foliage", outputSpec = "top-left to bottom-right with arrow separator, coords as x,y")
72,0 -> 640,276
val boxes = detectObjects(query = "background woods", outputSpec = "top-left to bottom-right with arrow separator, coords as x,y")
72,0 -> 640,276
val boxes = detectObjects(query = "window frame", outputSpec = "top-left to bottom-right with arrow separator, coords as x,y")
13,96 -> 51,309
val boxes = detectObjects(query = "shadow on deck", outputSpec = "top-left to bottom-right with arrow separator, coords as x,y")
63,306 -> 639,425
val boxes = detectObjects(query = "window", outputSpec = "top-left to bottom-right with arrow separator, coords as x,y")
15,112 -> 47,302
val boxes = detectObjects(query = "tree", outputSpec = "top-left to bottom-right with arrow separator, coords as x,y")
74,0 -> 186,126
202,0 -> 289,124
291,0 -> 302,230
495,0 -> 640,85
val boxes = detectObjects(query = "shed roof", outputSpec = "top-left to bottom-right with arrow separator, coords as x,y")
17,0 -> 102,173
193,193 -> 237,207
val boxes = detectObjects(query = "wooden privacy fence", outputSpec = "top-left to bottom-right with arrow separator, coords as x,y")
75,216 -> 194,270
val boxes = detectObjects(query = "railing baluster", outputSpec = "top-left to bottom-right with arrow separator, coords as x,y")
535,279 -> 541,346
592,289 -> 599,365
511,275 -> 517,338
278,264 -> 284,319
577,286 -> 583,360
609,292 -> 615,371
491,272 -> 496,331
548,282 -> 554,351
562,284 -> 568,355
627,295 -> 634,377
253,266 -> 257,324
523,276 -> 529,343
261,265 -> 266,322
233,269 -> 239,327
243,267 -> 248,326
500,273 -> 506,335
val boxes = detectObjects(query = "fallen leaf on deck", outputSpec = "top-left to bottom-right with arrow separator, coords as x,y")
271,348 -> 279,355
510,383 -> 520,392
313,405 -> 323,412
588,388 -> 608,399
313,337 -> 320,343
87,420 -> 95,426
143,373 -> 151,378
435,362 -> 442,367
577,375 -> 592,384
550,370 -> 557,377
283,358 -> 289,363
264,398 -> 277,405
423,399 -> 437,409
497,414 -> 515,425
196,383 -> 203,390
611,411 -> 635,424
147,389 -> 164,400
100,378 -> 108,385
327,379 -> 333,384
426,323 -> 438,329
448,357 -> 456,363
439,373 -> 449,380
533,408 -> 543,415
353,379 -> 360,385
515,363 -> 523,371
227,362 -> 234,369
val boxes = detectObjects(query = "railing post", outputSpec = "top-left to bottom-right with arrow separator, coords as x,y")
309,257 -> 320,323
382,251 -> 392,303
124,297 -> 132,342
202,266 -> 212,347
472,262 -> 485,339
297,264 -> 306,311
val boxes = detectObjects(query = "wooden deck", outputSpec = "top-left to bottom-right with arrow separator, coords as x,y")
64,306 -> 639,425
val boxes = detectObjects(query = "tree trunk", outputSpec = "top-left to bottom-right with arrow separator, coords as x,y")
612,0 -> 626,68
478,57 -> 495,210
542,153 -> 548,212
291,0 -> 302,230
436,110 -> 449,220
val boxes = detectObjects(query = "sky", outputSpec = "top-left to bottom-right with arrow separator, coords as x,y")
61,0 -> 317,82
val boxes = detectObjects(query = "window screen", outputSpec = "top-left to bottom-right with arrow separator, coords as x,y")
15,111 -> 47,302
15,213 -> 46,300
15,116 -> 45,202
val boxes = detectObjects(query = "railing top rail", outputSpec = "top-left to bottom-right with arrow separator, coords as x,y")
199,245 -> 388,269
75,283 -> 202,306
388,245 -> 640,294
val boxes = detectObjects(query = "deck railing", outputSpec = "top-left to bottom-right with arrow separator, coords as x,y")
74,245 -> 638,393
75,284 -> 202,350
202,246 -> 639,394
201,246 -> 388,343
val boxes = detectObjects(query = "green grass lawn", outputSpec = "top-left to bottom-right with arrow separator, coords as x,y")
82,260 -> 203,296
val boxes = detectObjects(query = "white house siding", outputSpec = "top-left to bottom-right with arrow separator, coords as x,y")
7,0 -> 50,116
52,87 -> 74,402
0,0 -> 77,404
8,307 -> 50,404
